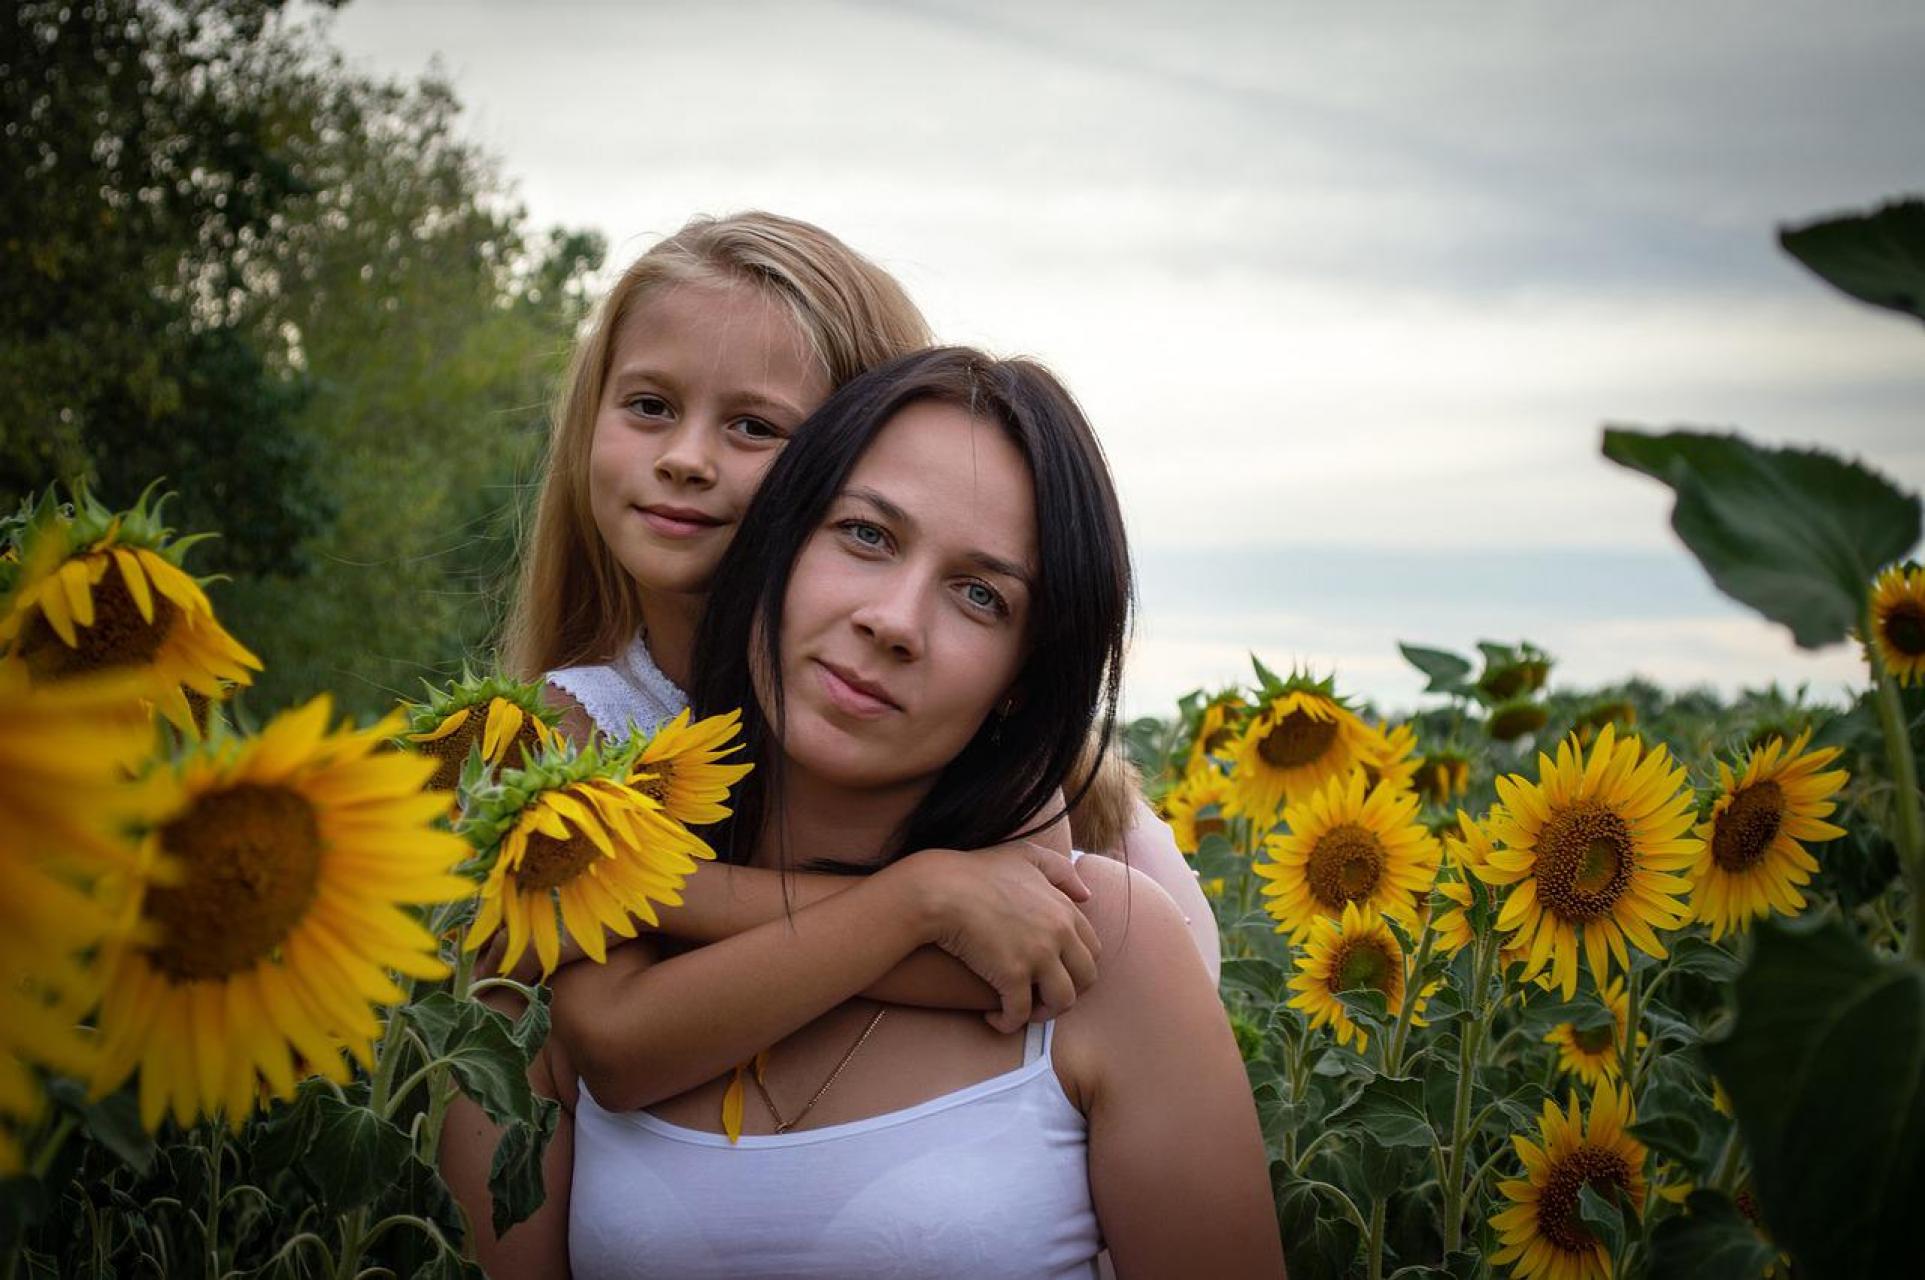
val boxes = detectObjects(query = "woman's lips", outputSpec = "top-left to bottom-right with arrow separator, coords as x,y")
637,505 -> 724,539
813,660 -> 899,718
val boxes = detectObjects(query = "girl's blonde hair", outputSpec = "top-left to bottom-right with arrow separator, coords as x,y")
501,212 -> 933,679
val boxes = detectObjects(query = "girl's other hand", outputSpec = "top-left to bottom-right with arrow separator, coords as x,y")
898,842 -> 1101,1034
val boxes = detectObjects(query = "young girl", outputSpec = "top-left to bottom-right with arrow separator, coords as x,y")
502,211 -> 1218,1004
483,348 -> 1282,1276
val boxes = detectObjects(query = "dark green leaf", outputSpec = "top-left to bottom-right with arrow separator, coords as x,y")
1601,429 -> 1921,649
1220,956 -> 1293,1005
489,1097 -> 559,1238
1329,1075 -> 1435,1150
407,991 -> 538,1129
1779,199 -> 1925,322
1702,915 -> 1925,1276
252,1077 -> 327,1172
1647,1190 -> 1781,1280
1335,987 -> 1390,1031
1388,1268 -> 1451,1280
306,1094 -> 413,1215
1667,935 -> 1742,983
1629,1112 -> 1704,1167
0,1176 -> 51,1252
1399,643 -> 1473,695
1577,1183 -> 1627,1260
1275,1170 -> 1364,1280
1358,1139 -> 1418,1201
512,985 -> 552,1058
45,1078 -> 155,1177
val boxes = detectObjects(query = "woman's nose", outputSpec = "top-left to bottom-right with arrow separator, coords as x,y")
851,572 -> 925,661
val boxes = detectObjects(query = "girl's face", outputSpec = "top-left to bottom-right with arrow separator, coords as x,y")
769,400 -> 1037,796
589,280 -> 832,600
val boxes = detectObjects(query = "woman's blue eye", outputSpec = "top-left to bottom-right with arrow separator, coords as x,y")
963,582 -> 1005,613
843,520 -> 886,547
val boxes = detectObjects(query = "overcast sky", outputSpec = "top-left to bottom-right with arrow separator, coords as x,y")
330,0 -> 1925,715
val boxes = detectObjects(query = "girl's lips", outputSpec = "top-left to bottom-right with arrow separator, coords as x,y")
814,660 -> 899,718
637,506 -> 724,539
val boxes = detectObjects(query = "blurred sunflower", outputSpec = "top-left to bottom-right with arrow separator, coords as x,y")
405,674 -> 563,796
627,708 -> 753,827
1490,1080 -> 1647,1280
1185,691 -> 1249,774
1287,900 -> 1423,1054
1869,561 -> 1925,685
1477,725 -> 1699,999
89,697 -> 472,1131
0,487 -> 259,735
1416,748 -> 1473,806
1543,975 -> 1647,1087
1690,728 -> 1848,941
1160,765 -> 1236,856
1359,721 -> 1421,793
0,667 -> 161,1170
1255,770 -> 1440,942
1226,679 -> 1376,826
463,739 -> 713,977
1487,697 -> 1550,743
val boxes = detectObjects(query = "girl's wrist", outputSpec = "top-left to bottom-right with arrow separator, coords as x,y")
875,852 -> 954,946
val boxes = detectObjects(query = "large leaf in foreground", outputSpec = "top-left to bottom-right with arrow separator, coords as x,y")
1702,916 -> 1925,1277
1602,430 -> 1920,648
1779,199 -> 1925,322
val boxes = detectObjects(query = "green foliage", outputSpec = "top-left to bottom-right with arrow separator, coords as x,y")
1703,916 -> 1925,1277
1602,429 -> 1921,649
1646,1191 -> 1782,1280
1779,198 -> 1925,323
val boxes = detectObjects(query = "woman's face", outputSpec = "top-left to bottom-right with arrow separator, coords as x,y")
769,400 -> 1037,795
589,280 -> 832,600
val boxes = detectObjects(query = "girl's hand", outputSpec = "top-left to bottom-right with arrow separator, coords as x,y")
900,842 -> 1102,1034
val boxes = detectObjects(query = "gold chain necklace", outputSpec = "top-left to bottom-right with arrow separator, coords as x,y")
750,1006 -> 887,1135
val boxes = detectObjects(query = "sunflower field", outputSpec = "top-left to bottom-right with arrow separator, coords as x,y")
0,194 -> 1921,1280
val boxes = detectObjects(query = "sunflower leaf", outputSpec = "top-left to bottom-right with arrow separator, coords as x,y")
44,1079 -> 154,1177
1601,429 -> 1921,649
1398,643 -> 1473,696
406,992 -> 539,1130
1274,1168 -> 1365,1280
305,1095 -> 413,1216
1220,956 -> 1293,1005
1328,1074 -> 1434,1149
1647,1190 -> 1783,1280
1665,935 -> 1742,983
1577,1183 -> 1629,1260
488,1097 -> 560,1238
1779,199 -> 1925,323
1702,914 -> 1925,1276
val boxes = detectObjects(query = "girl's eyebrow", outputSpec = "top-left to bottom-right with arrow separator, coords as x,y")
840,487 -> 1035,590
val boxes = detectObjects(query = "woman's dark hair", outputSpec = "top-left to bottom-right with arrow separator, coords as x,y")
690,345 -> 1133,870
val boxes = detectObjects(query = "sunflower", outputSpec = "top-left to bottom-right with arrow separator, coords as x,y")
1160,765 -> 1237,856
1416,748 -> 1473,806
1226,680 -> 1377,826
1543,976 -> 1648,1087
463,740 -> 714,978
1255,769 -> 1441,942
1287,900 -> 1424,1053
1490,1080 -> 1648,1280
1690,728 -> 1847,941
1477,724 -> 1699,999
0,668 -> 162,1169
1431,808 -> 1501,956
626,707 -> 753,827
1185,691 -> 1249,774
1869,561 -> 1925,685
1487,698 -> 1550,743
88,697 -> 473,1131
1359,721 -> 1421,793
405,674 -> 564,796
1572,700 -> 1638,747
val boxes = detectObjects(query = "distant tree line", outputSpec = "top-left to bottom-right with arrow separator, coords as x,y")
1,0 -> 605,715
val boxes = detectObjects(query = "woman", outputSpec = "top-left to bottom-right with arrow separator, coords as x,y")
447,348 -> 1282,1277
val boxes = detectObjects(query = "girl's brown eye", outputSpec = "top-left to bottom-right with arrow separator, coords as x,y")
629,395 -> 670,418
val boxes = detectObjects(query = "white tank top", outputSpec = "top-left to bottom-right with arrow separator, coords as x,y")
568,1019 -> 1102,1279
547,632 -> 687,740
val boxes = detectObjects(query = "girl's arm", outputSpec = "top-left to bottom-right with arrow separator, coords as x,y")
549,850 -> 1101,1113
1059,857 -> 1284,1278
438,987 -> 577,1279
1100,794 -> 1221,985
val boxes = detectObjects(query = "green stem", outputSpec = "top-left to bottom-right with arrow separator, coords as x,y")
205,1127 -> 225,1280
1867,613 -> 1925,958
1386,921 -> 1438,1076
1442,933 -> 1498,1255
1710,1121 -> 1744,1194
1365,1197 -> 1388,1280
27,1113 -> 77,1179
1619,964 -> 1644,1094
332,1013 -> 413,1280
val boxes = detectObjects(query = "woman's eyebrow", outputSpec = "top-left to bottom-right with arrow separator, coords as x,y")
840,487 -> 1034,589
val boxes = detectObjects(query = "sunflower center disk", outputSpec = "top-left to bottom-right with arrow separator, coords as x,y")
1534,802 -> 1634,922
514,827 -> 602,892
1570,1021 -> 1617,1054
634,769 -> 671,805
146,783 -> 323,982
1306,823 -> 1387,910
1712,781 -> 1786,873
1886,603 -> 1925,658
19,563 -> 176,681
1334,939 -> 1397,994
1195,815 -> 1227,842
1257,710 -> 1338,770
1538,1145 -> 1633,1253
420,713 -> 546,793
